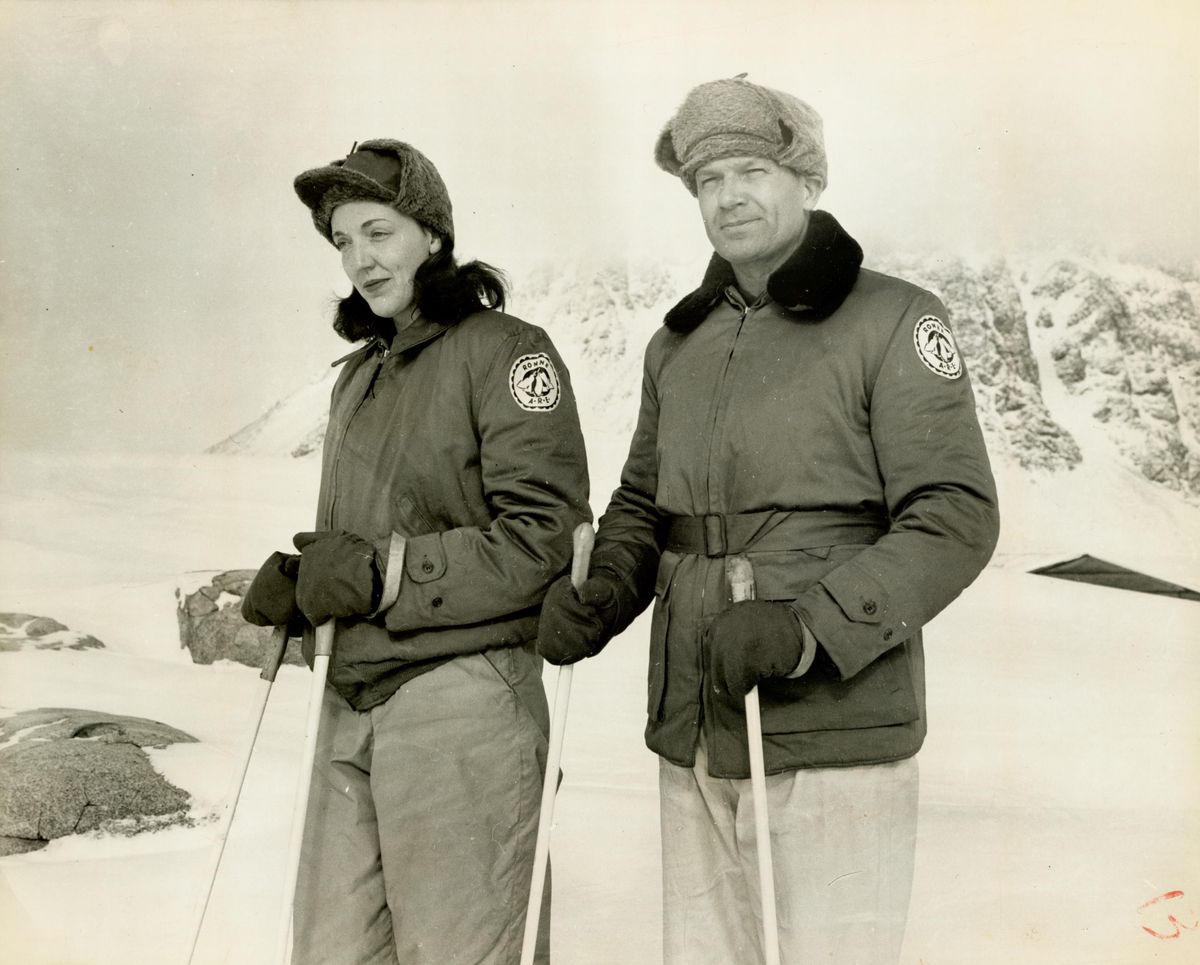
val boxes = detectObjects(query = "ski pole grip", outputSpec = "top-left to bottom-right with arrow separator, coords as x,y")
313,621 -> 335,658
727,555 -> 755,603
570,522 -> 594,591
260,625 -> 290,683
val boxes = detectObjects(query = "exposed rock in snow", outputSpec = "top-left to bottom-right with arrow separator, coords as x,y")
0,709 -> 196,856
206,252 -> 1200,500
1021,258 -> 1200,497
176,570 -> 305,669
0,613 -> 105,652
869,253 -> 1081,473
508,258 -> 696,440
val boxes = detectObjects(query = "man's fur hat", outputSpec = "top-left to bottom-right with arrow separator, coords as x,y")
655,75 -> 827,195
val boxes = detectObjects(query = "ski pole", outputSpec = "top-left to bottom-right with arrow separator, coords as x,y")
727,555 -> 780,965
520,521 -> 594,965
277,620 -> 335,965
186,625 -> 290,965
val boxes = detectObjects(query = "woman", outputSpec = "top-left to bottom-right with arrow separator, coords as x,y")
242,139 -> 590,964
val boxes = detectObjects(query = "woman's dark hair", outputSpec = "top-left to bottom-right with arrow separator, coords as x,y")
331,236 -> 507,342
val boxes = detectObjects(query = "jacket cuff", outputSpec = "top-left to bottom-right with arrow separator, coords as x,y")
588,558 -> 644,635
590,549 -> 661,631
784,613 -> 818,678
793,559 -> 893,679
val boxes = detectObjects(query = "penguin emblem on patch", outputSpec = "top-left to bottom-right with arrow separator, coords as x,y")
509,353 -> 561,411
913,315 -> 962,379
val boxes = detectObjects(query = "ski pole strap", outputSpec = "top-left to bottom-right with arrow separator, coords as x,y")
259,625 -> 290,683
371,532 -> 407,617
664,509 -> 887,558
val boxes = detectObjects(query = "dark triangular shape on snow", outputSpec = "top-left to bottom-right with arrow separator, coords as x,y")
1030,554 -> 1200,601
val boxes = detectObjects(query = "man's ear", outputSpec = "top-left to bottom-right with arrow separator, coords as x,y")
800,175 -> 824,212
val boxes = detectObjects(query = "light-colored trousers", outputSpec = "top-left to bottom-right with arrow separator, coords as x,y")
660,738 -> 918,965
291,646 -> 551,965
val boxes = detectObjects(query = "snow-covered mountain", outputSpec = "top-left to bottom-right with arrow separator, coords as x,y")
208,252 -> 1200,501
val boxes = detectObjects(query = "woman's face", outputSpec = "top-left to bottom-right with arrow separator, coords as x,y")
330,201 -> 437,321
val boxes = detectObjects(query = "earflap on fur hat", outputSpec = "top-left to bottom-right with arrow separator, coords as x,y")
654,126 -> 685,179
294,139 -> 454,245
655,75 -> 828,195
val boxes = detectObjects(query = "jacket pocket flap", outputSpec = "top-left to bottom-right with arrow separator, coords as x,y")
391,493 -> 437,538
820,560 -> 888,624
745,549 -> 836,602
404,533 -> 447,584
654,550 -> 682,597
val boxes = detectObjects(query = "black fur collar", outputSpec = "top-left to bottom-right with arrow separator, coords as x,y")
663,210 -> 863,333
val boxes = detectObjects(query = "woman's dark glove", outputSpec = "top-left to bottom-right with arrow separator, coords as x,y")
536,570 -> 625,665
292,530 -> 381,625
242,551 -> 302,628
705,600 -> 809,697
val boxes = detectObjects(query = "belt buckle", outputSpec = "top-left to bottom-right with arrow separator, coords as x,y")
703,514 -> 726,557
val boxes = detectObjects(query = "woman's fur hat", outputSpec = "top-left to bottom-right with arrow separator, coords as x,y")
294,139 -> 454,244
655,75 -> 827,195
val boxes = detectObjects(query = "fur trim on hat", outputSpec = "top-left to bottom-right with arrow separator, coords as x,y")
315,183 -> 393,236
655,76 -> 828,195
663,210 -> 863,332
294,138 -> 454,244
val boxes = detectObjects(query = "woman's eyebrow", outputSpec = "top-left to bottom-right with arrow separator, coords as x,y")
333,218 -> 394,237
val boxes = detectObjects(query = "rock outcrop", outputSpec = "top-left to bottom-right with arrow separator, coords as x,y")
1028,259 -> 1200,496
871,254 -> 1082,472
0,709 -> 196,856
0,613 -> 104,652
176,570 -> 304,669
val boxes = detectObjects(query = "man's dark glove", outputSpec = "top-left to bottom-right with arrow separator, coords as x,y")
536,570 -> 625,665
292,530 -> 381,625
705,600 -> 809,697
242,551 -> 302,628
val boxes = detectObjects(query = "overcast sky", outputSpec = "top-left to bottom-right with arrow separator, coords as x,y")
1,0 -> 1197,455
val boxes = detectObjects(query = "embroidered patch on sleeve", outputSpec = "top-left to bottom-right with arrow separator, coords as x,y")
913,315 -> 963,379
509,353 -> 561,411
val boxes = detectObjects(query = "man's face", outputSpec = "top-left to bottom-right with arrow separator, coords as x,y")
695,156 -> 822,277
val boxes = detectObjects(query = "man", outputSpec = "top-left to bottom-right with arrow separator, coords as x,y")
536,75 -> 999,964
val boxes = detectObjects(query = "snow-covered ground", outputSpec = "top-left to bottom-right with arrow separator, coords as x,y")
1,444 -> 1198,964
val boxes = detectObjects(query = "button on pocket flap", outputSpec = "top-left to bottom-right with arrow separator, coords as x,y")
404,533 -> 447,584
820,560 -> 888,624
654,551 -> 682,597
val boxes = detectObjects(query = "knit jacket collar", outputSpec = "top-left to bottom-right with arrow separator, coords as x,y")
664,209 -> 863,333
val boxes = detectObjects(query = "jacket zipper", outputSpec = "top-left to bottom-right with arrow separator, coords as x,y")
695,292 -> 754,748
704,292 -> 753,510
325,348 -> 386,528
322,328 -> 446,528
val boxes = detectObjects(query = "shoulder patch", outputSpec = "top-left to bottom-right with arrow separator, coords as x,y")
509,353 -> 561,411
913,315 -> 962,379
